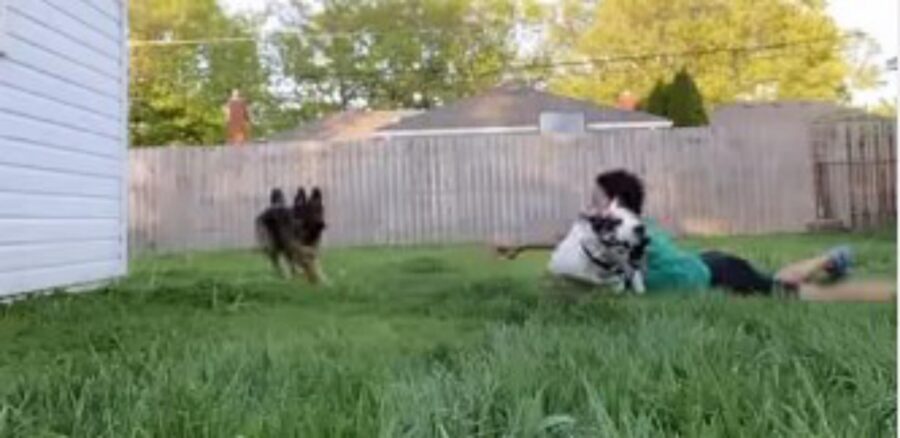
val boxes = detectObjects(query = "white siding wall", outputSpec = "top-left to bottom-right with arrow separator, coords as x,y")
0,0 -> 127,297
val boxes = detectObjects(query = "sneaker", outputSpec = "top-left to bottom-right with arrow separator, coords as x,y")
823,245 -> 853,280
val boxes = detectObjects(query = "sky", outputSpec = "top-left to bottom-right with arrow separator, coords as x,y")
826,0 -> 897,106
221,0 -> 897,106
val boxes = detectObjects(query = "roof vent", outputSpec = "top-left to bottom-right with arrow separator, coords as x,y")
540,112 -> 585,134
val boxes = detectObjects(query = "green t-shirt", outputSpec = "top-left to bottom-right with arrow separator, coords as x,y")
643,220 -> 711,293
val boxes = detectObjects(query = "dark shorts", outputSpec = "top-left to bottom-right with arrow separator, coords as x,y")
699,251 -> 780,295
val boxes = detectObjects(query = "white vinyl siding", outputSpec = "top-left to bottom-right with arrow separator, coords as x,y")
0,0 -> 127,297
0,0 -> 7,57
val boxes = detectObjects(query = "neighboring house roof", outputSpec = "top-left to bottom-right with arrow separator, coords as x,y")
270,110 -> 421,142
378,85 -> 672,137
711,101 -> 869,126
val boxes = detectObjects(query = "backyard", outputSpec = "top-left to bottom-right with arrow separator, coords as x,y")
0,231 -> 895,437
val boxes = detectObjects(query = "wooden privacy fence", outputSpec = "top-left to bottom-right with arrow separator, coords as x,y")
129,127 -> 823,255
812,115 -> 897,230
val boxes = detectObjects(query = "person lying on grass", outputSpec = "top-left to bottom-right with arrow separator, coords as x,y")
495,169 -> 895,302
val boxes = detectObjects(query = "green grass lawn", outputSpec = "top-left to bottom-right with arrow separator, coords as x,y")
0,232 -> 895,437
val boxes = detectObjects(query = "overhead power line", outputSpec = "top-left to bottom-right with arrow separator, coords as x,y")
130,27 -> 859,49
129,27 -> 490,47
491,36 -> 847,75
131,36 -> 258,47
129,35 -> 855,90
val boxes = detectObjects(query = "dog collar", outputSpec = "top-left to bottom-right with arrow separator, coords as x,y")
580,244 -> 616,270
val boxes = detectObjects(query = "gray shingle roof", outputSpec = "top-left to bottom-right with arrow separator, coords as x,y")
269,110 -> 421,142
711,101 -> 868,126
379,85 -> 670,132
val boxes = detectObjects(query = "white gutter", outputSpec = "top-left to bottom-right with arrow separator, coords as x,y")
586,121 -> 673,130
377,126 -> 539,137
377,121 -> 673,138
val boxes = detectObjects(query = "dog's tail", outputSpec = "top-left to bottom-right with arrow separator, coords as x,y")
257,189 -> 292,252
258,189 -> 282,248
270,188 -> 286,207
255,213 -> 272,249
256,210 -> 294,250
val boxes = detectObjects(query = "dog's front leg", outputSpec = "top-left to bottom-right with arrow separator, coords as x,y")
294,247 -> 330,287
278,254 -> 297,279
313,260 -> 332,287
269,255 -> 291,279
300,259 -> 331,287
286,256 -> 300,278
630,271 -> 646,294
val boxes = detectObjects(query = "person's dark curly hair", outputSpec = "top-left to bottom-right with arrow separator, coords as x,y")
595,169 -> 646,214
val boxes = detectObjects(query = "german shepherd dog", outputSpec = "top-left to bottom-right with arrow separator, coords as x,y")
255,186 -> 328,285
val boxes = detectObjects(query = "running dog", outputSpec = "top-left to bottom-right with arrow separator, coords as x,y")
255,186 -> 328,285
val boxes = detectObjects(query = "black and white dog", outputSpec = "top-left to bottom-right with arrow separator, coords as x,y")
548,170 -> 650,293
582,199 -> 649,292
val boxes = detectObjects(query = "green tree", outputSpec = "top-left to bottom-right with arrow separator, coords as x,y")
869,98 -> 897,119
665,69 -> 708,126
272,0 -> 523,111
641,80 -> 669,117
130,0 -> 295,146
545,0 -> 875,109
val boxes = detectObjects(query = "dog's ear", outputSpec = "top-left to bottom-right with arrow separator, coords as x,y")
310,187 -> 323,205
270,188 -> 285,207
294,187 -> 307,207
